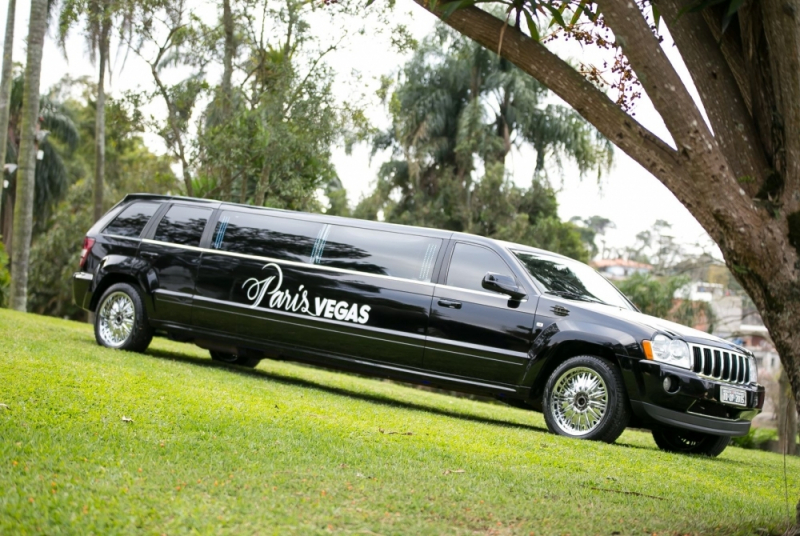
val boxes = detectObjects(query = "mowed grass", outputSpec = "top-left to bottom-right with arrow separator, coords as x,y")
0,309 -> 798,535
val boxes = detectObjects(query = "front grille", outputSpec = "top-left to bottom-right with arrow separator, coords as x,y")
689,343 -> 751,384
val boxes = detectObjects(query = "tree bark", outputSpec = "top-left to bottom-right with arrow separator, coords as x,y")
253,162 -> 270,207
93,18 -> 111,222
220,0 -> 235,202
0,0 -> 15,235
9,0 -> 47,311
779,367 -> 798,456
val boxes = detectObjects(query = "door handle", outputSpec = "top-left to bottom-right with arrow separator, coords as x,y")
140,251 -> 159,260
438,299 -> 462,309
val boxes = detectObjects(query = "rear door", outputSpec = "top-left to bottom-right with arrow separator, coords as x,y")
424,242 -> 536,385
140,203 -> 214,327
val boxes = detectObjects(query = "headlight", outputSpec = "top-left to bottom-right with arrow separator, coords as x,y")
748,356 -> 758,384
643,334 -> 692,370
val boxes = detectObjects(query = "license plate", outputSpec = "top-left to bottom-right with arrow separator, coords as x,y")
720,386 -> 747,407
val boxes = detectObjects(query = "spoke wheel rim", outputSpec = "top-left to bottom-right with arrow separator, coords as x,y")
551,366 -> 608,436
98,291 -> 135,348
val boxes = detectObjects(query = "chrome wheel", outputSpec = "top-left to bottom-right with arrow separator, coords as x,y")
98,291 -> 135,347
550,366 -> 608,436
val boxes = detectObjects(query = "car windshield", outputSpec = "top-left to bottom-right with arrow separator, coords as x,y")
511,250 -> 633,309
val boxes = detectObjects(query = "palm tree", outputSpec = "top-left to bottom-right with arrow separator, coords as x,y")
9,0 -> 49,311
2,76 -> 78,265
0,0 -> 16,233
370,25 -> 612,234
58,0 -> 133,221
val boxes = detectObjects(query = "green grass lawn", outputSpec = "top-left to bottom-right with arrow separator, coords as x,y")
1,308 -> 798,535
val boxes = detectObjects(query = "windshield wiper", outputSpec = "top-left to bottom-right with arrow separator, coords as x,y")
545,290 -> 607,305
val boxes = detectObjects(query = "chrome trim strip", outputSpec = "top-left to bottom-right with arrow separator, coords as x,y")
426,336 -> 529,360
141,238 -> 437,288
102,233 -> 142,241
73,272 -> 94,281
435,284 -> 527,301
188,295 -> 530,361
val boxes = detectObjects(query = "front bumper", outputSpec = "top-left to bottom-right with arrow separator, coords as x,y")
626,358 -> 763,437
72,272 -> 94,311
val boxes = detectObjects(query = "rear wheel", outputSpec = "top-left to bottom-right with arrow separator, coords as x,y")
209,350 -> 261,368
94,283 -> 153,352
543,355 -> 630,443
651,427 -> 730,457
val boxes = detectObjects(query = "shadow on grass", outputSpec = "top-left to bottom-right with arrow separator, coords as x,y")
142,346 -> 549,435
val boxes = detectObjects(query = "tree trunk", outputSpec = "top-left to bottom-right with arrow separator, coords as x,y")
9,0 -> 47,311
253,163 -> 270,207
0,0 -> 15,235
93,20 -> 111,222
220,0 -> 235,202
779,367 -> 798,456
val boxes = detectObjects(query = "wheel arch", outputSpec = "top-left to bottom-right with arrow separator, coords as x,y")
90,257 -> 153,315
522,323 -> 636,410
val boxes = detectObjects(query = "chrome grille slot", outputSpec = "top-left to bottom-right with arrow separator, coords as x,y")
690,343 -> 751,385
713,351 -> 722,378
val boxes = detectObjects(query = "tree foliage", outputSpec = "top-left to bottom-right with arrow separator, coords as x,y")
356,25 -> 611,261
26,78 -> 176,318
617,272 -> 713,331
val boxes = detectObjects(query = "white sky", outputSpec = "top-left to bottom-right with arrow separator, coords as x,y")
2,0 -> 717,256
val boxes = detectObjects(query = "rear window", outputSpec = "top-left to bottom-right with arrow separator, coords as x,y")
153,205 -> 212,247
317,226 -> 441,281
212,211 -> 324,263
103,202 -> 160,238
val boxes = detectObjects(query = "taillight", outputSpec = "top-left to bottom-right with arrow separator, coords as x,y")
79,237 -> 95,269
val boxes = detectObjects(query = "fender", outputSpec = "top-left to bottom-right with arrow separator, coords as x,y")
91,254 -> 157,317
519,318 -> 643,401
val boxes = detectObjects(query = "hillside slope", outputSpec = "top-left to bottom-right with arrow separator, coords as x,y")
0,309 -> 797,535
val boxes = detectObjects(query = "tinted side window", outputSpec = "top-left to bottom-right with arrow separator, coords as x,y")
103,202 -> 159,238
447,243 -> 515,293
318,226 -> 441,281
153,205 -> 212,246
212,211 -> 324,263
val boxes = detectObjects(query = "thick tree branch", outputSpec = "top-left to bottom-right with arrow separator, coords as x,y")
412,1 -> 683,183
598,2 -> 715,160
659,0 -> 768,196
700,9 -> 751,115
759,0 -> 800,211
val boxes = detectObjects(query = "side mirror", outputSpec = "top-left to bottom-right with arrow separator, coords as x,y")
482,272 -> 526,300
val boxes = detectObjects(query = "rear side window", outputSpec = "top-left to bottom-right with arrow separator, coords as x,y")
103,202 -> 159,238
318,226 -> 441,281
212,211 -> 324,263
447,243 -> 515,293
153,205 -> 212,247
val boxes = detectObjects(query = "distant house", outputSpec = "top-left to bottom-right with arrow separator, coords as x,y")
591,259 -> 652,280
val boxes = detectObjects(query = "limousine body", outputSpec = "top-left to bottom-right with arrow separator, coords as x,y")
73,194 -> 764,456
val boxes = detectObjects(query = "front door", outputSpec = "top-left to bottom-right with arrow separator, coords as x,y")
424,242 -> 536,385
140,203 -> 213,327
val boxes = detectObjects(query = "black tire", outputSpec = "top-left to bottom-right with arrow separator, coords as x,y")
94,283 -> 153,353
209,350 -> 261,368
651,427 -> 730,457
542,355 -> 630,443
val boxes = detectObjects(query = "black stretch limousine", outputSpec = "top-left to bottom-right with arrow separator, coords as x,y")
73,194 -> 764,456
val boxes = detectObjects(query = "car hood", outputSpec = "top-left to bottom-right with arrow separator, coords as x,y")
564,300 -> 744,350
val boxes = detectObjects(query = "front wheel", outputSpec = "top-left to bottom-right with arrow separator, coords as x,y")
543,355 -> 630,443
651,427 -> 730,457
94,283 -> 153,352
